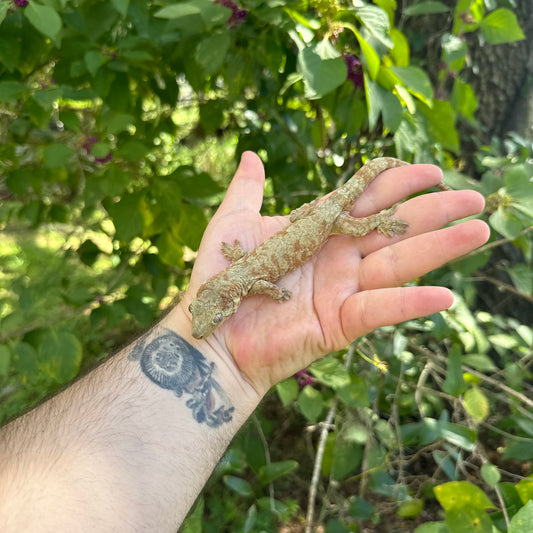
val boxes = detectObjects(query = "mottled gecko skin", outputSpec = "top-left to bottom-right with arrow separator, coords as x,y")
189,157 -> 409,339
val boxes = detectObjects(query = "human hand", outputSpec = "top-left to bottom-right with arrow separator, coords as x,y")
181,152 -> 489,395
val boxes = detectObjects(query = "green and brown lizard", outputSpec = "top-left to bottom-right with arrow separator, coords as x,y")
189,157 -> 409,339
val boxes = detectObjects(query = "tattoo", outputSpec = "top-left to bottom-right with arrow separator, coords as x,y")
129,329 -> 234,428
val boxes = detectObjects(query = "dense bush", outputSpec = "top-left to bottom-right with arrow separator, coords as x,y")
0,0 -> 532,531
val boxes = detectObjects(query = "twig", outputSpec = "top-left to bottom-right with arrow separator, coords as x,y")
461,365 -> 533,410
473,274 -> 533,304
304,400 -> 338,533
459,225 -> 533,260
304,344 -> 355,533
389,360 -> 406,486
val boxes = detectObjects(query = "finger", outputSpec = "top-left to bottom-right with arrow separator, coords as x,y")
357,189 -> 486,257
216,151 -> 266,216
358,219 -> 490,291
351,164 -> 443,217
340,286 -> 454,340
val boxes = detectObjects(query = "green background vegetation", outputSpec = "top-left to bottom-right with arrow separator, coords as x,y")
0,0 -> 532,531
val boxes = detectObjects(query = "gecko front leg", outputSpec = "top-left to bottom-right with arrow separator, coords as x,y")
332,208 -> 408,238
249,279 -> 292,302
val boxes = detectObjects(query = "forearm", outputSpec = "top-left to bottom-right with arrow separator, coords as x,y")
0,309 -> 260,532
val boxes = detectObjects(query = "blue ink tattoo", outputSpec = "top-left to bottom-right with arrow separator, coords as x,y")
129,330 -> 234,428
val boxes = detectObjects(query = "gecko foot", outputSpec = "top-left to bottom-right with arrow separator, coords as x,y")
249,280 -> 292,302
375,209 -> 409,238
277,288 -> 292,302
221,240 -> 248,262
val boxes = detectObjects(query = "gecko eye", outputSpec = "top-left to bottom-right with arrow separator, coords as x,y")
188,304 -> 193,313
212,313 -> 223,324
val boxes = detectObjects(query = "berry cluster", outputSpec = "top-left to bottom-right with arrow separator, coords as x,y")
214,0 -> 247,28
344,54 -> 364,90
294,369 -> 315,388
13,0 -> 29,7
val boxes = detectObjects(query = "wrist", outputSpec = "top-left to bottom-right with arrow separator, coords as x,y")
161,299 -> 261,420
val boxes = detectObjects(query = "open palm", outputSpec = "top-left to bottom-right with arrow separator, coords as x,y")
182,152 -> 489,394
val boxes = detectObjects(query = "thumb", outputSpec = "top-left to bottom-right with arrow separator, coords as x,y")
216,151 -> 266,216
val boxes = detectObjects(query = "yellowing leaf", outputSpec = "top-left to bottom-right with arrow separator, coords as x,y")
463,386 -> 489,422
435,481 -> 495,512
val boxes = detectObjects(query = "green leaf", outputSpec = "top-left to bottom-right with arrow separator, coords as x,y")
154,0 -> 230,30
390,28 -> 409,67
489,208 -> 523,240
39,329 -> 83,383
463,386 -> 489,422
445,507 -> 492,533
24,2 -> 62,41
0,81 -> 26,102
103,193 -> 145,242
350,496 -> 377,521
309,356 -> 350,389
0,1 -> 9,26
404,1 -> 449,15
116,140 -> 150,161
435,481 -> 496,511
414,522 -> 449,533
390,66 -> 433,106
516,478 -> 533,505
331,436 -> 362,480
480,8 -> 525,45
503,440 -> 533,462
337,375 -> 368,408
509,501 -> 533,533
223,475 -> 254,498
151,177 -> 182,216
13,342 -> 38,380
43,143 -> 75,169
85,50 -> 110,77
480,462 -> 501,488
276,378 -> 299,406
443,347 -> 467,397
451,78 -> 478,122
397,499 -> 424,518
297,385 -> 323,423
195,31 -> 231,75
171,167 -> 223,199
156,229 -> 184,267
0,344 -> 11,376
354,30 -> 380,79
298,40 -> 347,99
111,0 -> 129,17
258,460 -> 298,484
423,418 -> 477,451
354,3 -> 392,48
420,99 -> 460,153
177,203 -> 207,250
244,504 -> 257,533
33,86 -> 63,110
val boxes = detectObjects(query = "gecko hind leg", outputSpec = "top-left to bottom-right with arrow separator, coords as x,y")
221,240 -> 248,262
249,280 -> 292,302
333,208 -> 408,238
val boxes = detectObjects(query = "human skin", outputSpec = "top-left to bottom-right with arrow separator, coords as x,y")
0,152 -> 489,532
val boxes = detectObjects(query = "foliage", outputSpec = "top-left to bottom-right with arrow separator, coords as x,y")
0,0 -> 531,531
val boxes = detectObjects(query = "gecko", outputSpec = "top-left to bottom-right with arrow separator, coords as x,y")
189,157 -> 409,339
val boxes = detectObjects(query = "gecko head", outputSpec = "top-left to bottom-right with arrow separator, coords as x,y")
189,288 -> 239,339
